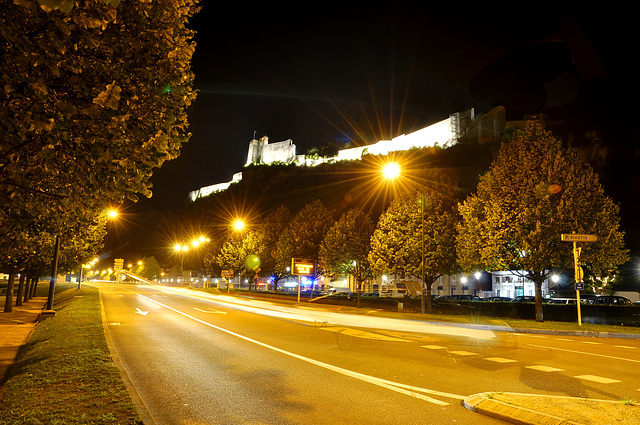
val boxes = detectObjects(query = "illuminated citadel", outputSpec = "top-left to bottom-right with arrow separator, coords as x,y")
188,107 -> 506,201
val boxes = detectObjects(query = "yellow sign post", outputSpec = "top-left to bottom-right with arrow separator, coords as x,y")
561,233 -> 597,326
291,258 -> 315,302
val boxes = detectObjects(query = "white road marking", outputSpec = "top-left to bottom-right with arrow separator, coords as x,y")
194,307 -> 227,314
581,341 -> 602,345
528,344 -> 640,364
320,327 -> 410,342
614,345 -> 636,349
526,365 -> 564,372
136,292 -> 465,405
421,345 -> 447,350
574,375 -> 621,384
485,357 -> 518,364
449,350 -> 478,356
135,308 -> 148,316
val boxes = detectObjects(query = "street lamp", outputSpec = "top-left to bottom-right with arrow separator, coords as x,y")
382,163 -> 427,314
174,243 -> 189,281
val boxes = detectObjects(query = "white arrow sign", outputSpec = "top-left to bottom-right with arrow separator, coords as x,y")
135,308 -> 149,316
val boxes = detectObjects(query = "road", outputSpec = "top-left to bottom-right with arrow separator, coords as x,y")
98,284 -> 640,425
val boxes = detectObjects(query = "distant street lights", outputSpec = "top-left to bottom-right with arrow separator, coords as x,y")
174,236 -> 210,283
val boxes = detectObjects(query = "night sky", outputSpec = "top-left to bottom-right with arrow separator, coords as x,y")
111,3 -> 640,261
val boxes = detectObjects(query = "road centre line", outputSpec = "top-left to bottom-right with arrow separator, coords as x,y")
528,344 -> 640,364
135,292 -> 464,405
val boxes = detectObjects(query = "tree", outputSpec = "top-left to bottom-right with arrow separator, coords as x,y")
320,208 -> 374,307
369,172 -> 459,312
275,200 -> 332,273
457,121 -> 628,321
1,0 -> 199,307
216,234 -> 245,285
258,206 -> 292,291
136,256 -> 161,281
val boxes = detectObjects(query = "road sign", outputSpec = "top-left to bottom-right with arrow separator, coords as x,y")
561,234 -> 598,242
221,269 -> 234,278
291,258 -> 315,275
575,282 -> 584,290
114,258 -> 124,272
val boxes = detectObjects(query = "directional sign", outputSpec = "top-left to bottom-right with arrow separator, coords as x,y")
561,234 -> 598,242
114,258 -> 124,272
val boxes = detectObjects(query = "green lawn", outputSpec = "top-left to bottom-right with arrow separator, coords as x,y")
0,285 -> 141,425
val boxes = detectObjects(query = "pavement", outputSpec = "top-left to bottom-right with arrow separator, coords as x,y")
1,295 -> 639,424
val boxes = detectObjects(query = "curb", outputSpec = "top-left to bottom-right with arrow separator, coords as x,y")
462,393 -> 583,425
511,327 -> 640,340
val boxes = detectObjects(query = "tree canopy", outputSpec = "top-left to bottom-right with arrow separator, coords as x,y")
369,171 -> 459,311
457,121 -> 628,321
319,208 -> 375,298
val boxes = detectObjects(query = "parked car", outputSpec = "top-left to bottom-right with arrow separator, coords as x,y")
361,292 -> 379,298
583,295 -> 632,306
485,296 -> 513,302
512,296 -> 536,303
545,298 -> 578,305
435,294 -> 481,301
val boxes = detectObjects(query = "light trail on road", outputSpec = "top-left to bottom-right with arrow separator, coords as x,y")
145,285 -> 503,340
136,291 -> 466,406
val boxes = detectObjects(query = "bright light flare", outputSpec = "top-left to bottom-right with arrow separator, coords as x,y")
234,219 -> 245,231
382,162 -> 401,180
108,209 -> 118,219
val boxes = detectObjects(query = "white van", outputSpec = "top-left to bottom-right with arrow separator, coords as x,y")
327,287 -> 352,295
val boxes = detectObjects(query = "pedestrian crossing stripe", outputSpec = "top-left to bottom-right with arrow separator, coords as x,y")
526,365 -> 564,372
448,350 -> 478,356
485,357 -> 518,363
574,375 -> 621,384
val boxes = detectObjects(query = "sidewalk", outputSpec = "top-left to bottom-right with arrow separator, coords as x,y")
0,297 -> 50,384
1,294 -> 638,424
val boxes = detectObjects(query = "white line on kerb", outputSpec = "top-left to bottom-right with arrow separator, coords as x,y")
136,292 -> 464,405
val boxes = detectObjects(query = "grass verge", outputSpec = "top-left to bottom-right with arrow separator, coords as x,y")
0,286 -> 141,425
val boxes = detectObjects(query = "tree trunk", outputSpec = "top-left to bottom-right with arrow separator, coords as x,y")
15,273 -> 25,306
534,279 -> 544,322
3,273 -> 16,313
29,277 -> 38,299
24,276 -> 32,302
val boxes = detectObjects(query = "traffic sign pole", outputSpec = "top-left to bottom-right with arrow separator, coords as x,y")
561,233 -> 596,327
573,241 -> 582,327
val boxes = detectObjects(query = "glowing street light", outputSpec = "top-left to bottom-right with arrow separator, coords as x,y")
233,219 -> 245,231
382,162 -> 401,180
382,162 -> 428,314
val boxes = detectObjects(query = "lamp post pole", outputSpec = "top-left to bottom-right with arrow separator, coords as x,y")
421,190 -> 426,314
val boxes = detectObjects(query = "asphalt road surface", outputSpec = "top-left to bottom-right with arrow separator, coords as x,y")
97,283 -> 640,425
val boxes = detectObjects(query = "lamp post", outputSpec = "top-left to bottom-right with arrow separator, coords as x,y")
47,209 -> 118,311
174,244 -> 189,282
382,163 -> 427,314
